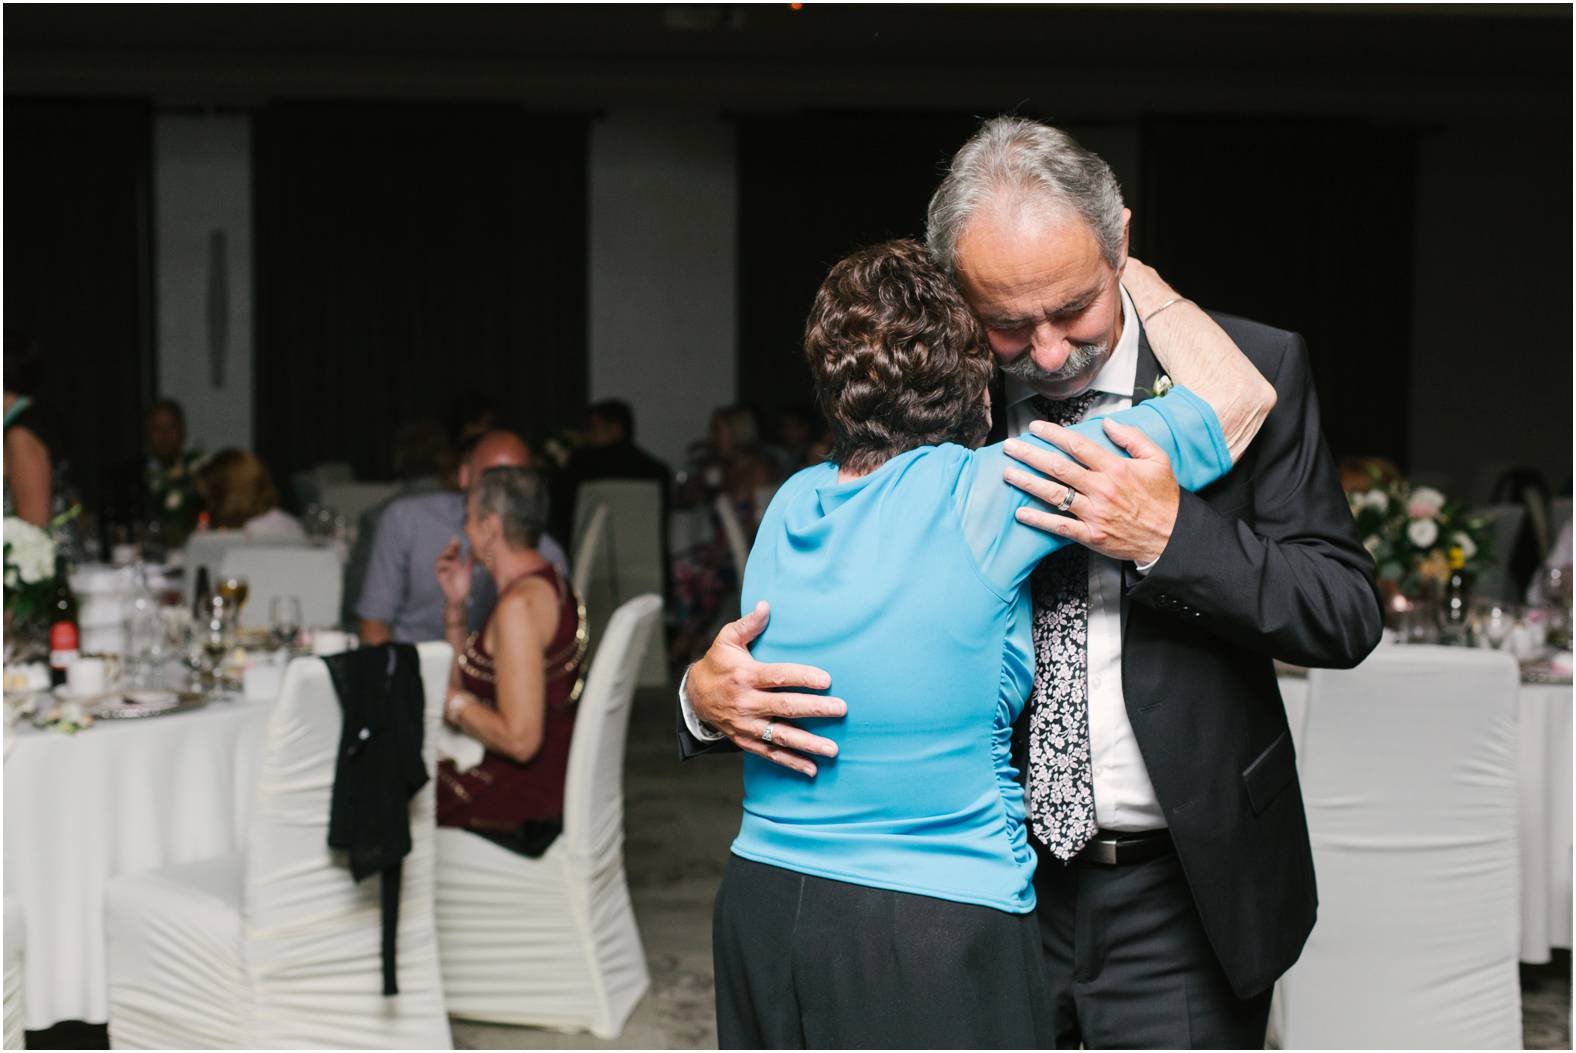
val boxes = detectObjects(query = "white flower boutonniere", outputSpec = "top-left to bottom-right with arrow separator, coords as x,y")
1145,374 -> 1174,400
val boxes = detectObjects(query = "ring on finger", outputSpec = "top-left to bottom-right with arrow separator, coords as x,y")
1056,486 -> 1078,513
761,720 -> 776,744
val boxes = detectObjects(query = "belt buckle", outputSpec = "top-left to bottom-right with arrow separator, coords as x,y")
1086,837 -> 1119,866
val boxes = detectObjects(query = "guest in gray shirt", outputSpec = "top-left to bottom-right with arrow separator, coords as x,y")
357,430 -> 569,644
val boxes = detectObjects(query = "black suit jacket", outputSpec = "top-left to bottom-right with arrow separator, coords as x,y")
678,312 -> 1383,999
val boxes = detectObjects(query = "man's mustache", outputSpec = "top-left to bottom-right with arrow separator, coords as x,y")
997,341 -> 1109,386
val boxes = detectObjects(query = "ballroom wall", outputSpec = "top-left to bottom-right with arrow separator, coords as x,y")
5,5 -> 1570,498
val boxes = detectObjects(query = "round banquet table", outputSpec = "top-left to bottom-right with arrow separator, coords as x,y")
1278,671 -> 1573,965
3,695 -> 274,1030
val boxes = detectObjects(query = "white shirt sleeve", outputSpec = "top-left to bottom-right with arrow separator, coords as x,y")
678,667 -> 727,742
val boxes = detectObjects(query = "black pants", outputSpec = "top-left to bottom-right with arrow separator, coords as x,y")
1034,845 -> 1272,1049
713,855 -> 1056,1049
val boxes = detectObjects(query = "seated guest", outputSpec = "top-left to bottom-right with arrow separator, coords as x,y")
357,430 -> 569,645
103,398 -> 205,548
548,398 -> 672,550
3,331 -> 61,528
339,419 -> 451,627
435,466 -> 586,852
194,449 -> 304,540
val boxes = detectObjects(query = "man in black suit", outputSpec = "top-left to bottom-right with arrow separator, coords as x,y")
678,118 -> 1382,1047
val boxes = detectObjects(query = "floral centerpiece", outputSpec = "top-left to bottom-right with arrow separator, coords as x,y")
1347,477 -> 1492,616
146,450 -> 206,547
4,514 -> 60,631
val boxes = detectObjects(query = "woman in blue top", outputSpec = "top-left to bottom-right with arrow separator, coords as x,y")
711,240 -> 1275,1049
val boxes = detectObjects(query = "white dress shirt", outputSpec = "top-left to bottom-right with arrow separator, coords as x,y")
682,285 -> 1166,831
1003,285 -> 1165,832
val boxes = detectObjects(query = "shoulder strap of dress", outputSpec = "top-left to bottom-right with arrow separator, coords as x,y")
3,396 -> 33,431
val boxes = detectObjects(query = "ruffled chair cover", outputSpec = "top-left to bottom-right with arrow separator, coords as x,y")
435,594 -> 661,1038
4,895 -> 24,1050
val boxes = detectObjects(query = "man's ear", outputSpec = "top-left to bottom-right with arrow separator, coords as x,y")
1117,208 -> 1133,271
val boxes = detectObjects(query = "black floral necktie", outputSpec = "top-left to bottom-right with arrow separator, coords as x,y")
1025,391 -> 1101,861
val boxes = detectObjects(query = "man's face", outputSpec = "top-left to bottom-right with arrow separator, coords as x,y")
148,407 -> 184,463
585,414 -> 622,448
954,203 -> 1129,400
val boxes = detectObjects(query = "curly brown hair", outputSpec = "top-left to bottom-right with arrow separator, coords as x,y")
196,448 -> 281,530
803,238 -> 993,475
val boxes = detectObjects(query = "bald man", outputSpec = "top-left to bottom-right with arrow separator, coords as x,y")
357,430 -> 570,645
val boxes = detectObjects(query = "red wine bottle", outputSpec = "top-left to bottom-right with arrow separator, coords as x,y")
48,554 -> 80,687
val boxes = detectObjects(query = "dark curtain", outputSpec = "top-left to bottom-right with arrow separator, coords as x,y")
1136,116 -> 1416,465
736,111 -> 985,419
3,97 -> 155,513
253,101 -> 589,490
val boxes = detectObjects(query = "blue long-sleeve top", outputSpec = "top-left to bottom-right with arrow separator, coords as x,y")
730,386 -> 1234,913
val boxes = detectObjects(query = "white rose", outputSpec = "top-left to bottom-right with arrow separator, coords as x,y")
1407,518 -> 1440,549
1407,486 -> 1446,518
1363,534 -> 1382,556
4,517 -> 55,585
165,490 -> 182,511
1364,489 -> 1390,514
1451,532 -> 1478,560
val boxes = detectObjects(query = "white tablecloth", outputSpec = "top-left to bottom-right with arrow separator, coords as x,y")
3,697 -> 274,1029
1279,673 -> 1573,965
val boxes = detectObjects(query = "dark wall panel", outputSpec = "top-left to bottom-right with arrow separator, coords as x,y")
253,101 -> 588,488
3,97 -> 154,513
1137,116 -> 1417,466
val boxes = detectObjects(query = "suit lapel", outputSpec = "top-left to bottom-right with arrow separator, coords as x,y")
987,372 -> 1008,445
1133,323 -> 1161,407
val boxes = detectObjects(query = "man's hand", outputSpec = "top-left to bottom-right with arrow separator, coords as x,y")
1003,419 -> 1180,566
689,601 -> 846,777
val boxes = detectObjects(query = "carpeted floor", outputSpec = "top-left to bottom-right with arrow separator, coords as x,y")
25,684 -> 1572,1051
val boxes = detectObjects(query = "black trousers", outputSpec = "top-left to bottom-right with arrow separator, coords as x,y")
713,855 -> 1056,1049
1033,845 -> 1272,1049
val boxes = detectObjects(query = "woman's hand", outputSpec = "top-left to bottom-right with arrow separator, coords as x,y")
434,538 -> 473,606
1119,256 -> 1180,319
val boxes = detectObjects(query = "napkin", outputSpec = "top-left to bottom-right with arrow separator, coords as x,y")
1551,651 -> 1573,676
436,723 -> 485,773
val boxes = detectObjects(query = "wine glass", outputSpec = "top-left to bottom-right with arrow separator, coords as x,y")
269,596 -> 302,651
217,576 -> 251,627
1473,600 -> 1513,651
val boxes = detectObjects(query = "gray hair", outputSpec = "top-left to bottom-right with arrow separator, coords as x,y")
925,117 -> 1126,273
471,466 -> 550,550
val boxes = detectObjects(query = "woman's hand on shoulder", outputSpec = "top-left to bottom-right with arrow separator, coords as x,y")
1119,256 -> 1179,318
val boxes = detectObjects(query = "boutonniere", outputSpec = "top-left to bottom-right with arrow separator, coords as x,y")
1140,373 -> 1174,400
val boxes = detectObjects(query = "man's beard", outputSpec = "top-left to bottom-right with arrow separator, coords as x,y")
998,340 -> 1110,391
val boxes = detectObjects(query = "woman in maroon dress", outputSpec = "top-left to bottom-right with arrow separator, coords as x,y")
434,466 -> 587,852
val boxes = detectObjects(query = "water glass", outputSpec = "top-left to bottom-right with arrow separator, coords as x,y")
269,596 -> 303,651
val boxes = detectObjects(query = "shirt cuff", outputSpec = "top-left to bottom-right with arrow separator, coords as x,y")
1133,555 -> 1160,575
679,667 -> 726,742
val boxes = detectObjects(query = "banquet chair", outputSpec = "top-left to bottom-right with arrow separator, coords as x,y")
317,482 -> 400,527
218,544 -> 344,633
183,532 -> 311,608
104,643 -> 454,1050
572,481 -> 666,685
4,896 -> 23,1050
1472,503 -> 1529,602
433,594 -> 661,1039
571,503 -> 609,601
1274,645 -> 1521,1049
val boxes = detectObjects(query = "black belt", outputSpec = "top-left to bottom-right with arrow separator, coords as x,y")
1071,828 -> 1173,867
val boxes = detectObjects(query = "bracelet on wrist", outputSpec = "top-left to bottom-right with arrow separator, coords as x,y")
1141,296 -> 1188,325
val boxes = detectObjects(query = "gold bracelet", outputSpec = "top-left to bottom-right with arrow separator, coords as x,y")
1141,296 -> 1188,325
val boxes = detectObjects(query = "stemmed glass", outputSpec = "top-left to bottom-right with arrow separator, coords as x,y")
217,576 -> 251,629
269,596 -> 303,652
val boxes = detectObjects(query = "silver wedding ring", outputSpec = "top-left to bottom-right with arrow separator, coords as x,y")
762,721 -> 776,744
1056,486 -> 1078,513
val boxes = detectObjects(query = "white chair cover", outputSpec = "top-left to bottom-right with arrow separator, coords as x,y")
4,896 -> 23,1050
572,481 -> 666,686
218,544 -> 344,632
183,532 -> 311,608
435,594 -> 661,1038
1472,503 -> 1528,602
318,482 -> 400,526
571,503 -> 609,601
1274,646 -> 1522,1049
105,643 -> 453,1049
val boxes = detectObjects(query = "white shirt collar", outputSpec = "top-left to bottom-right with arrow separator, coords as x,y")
1005,284 -> 1141,408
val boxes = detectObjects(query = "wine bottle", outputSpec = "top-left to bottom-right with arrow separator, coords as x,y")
191,565 -> 212,621
48,554 -> 80,687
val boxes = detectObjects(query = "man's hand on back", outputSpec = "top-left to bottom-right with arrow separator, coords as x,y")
689,601 -> 847,777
